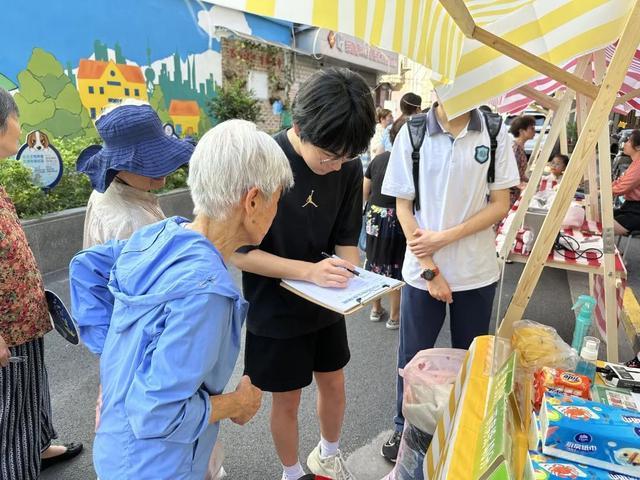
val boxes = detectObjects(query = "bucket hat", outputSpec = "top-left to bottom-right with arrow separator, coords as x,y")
77,104 -> 194,193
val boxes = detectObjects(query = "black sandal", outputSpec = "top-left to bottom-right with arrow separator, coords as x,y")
41,442 -> 83,471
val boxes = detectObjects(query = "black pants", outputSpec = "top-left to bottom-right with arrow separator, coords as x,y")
394,283 -> 496,431
614,200 -> 640,232
0,336 -> 57,480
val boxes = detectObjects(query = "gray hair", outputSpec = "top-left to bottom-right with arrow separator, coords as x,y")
188,119 -> 294,221
0,88 -> 19,134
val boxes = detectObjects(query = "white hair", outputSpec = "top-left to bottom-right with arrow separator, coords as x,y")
188,119 -> 294,221
97,99 -> 150,120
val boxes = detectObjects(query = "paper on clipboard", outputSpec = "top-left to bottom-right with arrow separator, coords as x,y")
281,267 -> 404,314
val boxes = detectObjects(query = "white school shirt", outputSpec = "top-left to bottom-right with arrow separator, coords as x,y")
382,108 -> 519,292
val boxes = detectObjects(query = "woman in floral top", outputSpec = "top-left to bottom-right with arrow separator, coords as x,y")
508,115 -> 536,206
0,88 -> 82,479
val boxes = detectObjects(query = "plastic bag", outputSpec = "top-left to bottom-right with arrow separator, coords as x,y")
512,320 -> 579,421
383,423 -> 433,480
562,202 -> 585,228
400,348 -> 466,434
511,320 -> 579,372
204,441 -> 226,480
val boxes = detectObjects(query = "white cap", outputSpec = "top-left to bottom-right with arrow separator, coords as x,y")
580,336 -> 600,361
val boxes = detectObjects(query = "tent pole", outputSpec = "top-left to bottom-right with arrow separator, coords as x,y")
498,0 -> 640,340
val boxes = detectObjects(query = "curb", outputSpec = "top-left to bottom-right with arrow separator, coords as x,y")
622,287 -> 640,352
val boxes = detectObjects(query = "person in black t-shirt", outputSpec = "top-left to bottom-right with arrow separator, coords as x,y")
363,117 -> 408,329
233,68 -> 376,480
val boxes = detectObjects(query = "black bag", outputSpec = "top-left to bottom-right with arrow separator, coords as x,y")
406,110 -> 502,211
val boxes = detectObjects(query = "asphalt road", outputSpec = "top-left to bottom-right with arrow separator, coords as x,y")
40,241 -> 639,479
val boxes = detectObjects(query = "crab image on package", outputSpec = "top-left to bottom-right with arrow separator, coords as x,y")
540,392 -> 640,477
528,451 -> 640,479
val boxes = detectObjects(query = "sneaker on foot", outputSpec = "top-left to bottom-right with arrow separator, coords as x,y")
381,430 -> 402,463
307,443 -> 355,480
369,307 -> 387,322
385,318 -> 400,330
626,356 -> 640,369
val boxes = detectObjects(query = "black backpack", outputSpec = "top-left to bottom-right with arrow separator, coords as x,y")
406,110 -> 503,211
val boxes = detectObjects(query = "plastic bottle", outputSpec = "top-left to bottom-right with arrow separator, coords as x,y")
575,336 -> 600,384
570,295 -> 597,352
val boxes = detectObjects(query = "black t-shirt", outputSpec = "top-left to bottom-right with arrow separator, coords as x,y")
365,152 -> 396,209
242,130 -> 363,339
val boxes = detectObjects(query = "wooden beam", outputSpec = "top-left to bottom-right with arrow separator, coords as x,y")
527,109 -> 552,172
515,85 -> 560,111
498,79 -> 581,263
498,1 -> 640,340
614,87 -> 640,106
472,27 -> 600,100
439,0 -> 476,37
593,48 -> 619,362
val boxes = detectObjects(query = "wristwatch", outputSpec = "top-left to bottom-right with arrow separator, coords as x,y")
420,267 -> 440,281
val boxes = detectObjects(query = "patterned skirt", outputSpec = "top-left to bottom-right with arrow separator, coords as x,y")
0,336 -> 57,480
364,204 -> 406,280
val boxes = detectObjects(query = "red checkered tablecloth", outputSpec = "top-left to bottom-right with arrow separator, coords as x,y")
496,200 -> 627,344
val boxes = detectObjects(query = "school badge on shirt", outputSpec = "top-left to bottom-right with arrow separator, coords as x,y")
474,145 -> 490,164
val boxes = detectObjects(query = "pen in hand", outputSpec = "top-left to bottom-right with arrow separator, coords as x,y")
321,252 -> 360,276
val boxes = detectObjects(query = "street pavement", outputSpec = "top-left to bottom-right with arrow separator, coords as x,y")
40,239 -> 639,480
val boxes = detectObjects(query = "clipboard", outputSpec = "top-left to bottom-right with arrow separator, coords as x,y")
280,267 -> 404,315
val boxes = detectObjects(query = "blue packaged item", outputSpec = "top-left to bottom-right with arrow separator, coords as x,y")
528,451 -> 640,479
540,392 -> 640,477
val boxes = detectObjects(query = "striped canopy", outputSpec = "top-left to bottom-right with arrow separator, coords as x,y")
498,46 -> 640,114
210,0 -> 633,117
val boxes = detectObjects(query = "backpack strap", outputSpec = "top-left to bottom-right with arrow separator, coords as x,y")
482,111 -> 502,184
406,113 -> 428,212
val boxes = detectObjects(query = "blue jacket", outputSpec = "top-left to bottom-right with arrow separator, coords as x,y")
69,217 -> 247,480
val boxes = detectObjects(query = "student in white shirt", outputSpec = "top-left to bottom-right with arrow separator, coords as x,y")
379,101 -> 519,461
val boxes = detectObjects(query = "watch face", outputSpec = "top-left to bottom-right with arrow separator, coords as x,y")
422,269 -> 435,281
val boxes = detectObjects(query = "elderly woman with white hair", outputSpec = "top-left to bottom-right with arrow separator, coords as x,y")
69,119 -> 294,480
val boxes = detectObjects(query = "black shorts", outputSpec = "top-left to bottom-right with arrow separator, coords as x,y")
614,200 -> 640,232
244,318 -> 351,392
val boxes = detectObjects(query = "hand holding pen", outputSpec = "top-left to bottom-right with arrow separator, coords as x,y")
305,252 -> 358,288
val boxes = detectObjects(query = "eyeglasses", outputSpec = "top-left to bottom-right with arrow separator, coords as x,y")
319,154 -> 362,165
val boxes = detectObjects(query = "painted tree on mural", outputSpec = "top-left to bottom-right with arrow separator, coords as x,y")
13,48 -> 96,140
0,73 -> 17,91
149,85 -> 172,124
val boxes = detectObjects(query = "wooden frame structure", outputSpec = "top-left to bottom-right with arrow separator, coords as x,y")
440,0 -> 640,361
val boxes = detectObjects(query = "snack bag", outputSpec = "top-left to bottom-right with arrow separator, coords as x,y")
533,367 -> 591,412
512,321 -> 579,371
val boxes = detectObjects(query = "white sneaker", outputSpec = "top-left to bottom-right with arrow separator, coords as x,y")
306,443 -> 355,480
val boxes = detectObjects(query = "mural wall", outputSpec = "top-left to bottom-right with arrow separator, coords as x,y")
1,0 -> 292,139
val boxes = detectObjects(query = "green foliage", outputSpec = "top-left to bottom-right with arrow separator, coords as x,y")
0,136 -> 188,219
162,166 -> 189,192
149,85 -> 171,124
207,80 -> 262,123
13,48 -> 97,141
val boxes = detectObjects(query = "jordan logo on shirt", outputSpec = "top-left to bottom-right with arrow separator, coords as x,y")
302,190 -> 318,208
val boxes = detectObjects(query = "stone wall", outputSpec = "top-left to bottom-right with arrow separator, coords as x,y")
22,188 -> 194,275
221,38 -> 287,133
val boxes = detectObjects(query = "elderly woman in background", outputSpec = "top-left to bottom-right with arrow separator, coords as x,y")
0,88 -> 83,479
77,101 -> 194,248
69,119 -> 294,479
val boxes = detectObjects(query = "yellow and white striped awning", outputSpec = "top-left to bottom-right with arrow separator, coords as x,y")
210,0 -> 633,117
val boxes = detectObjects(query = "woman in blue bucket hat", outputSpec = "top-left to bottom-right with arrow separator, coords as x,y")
77,101 -> 194,249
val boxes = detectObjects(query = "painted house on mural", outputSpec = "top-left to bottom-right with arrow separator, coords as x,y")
77,59 -> 148,119
1,0 -> 398,144
169,100 -> 200,135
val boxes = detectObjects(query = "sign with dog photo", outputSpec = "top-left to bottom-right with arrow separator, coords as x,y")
16,130 -> 64,189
